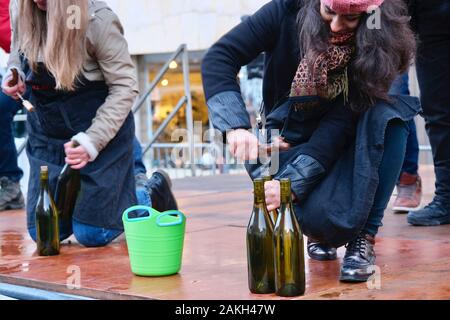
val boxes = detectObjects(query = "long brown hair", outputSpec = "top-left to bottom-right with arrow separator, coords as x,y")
18,0 -> 89,91
297,0 -> 417,112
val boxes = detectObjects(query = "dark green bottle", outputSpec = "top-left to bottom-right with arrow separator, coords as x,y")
35,166 -> 60,256
247,179 -> 275,294
55,141 -> 81,224
274,179 -> 305,297
262,175 -> 279,225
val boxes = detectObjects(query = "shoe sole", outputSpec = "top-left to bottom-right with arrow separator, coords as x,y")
308,252 -> 338,261
339,274 -> 372,283
407,216 -> 450,226
393,205 -> 422,213
0,202 -> 25,211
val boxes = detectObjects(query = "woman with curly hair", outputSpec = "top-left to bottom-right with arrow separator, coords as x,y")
202,0 -> 420,282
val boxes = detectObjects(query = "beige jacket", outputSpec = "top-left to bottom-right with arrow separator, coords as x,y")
8,0 -> 138,160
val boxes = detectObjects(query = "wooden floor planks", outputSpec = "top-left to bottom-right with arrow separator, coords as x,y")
0,166 -> 449,300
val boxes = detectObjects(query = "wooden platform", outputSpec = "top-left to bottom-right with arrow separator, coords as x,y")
0,166 -> 449,300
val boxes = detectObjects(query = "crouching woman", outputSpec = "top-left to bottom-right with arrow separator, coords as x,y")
2,0 -> 138,247
202,0 -> 420,282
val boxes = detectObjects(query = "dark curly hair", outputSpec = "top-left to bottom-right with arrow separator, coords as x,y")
297,0 -> 417,112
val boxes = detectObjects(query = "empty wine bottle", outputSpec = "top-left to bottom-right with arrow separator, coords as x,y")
274,178 -> 305,297
55,141 -> 81,224
262,175 -> 279,225
35,166 -> 60,256
247,178 -> 275,294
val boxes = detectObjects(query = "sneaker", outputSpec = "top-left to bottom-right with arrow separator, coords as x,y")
146,170 -> 178,212
0,177 -> 25,211
340,234 -> 376,283
392,172 -> 422,213
407,199 -> 450,226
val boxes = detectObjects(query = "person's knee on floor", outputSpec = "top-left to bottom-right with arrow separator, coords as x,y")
73,221 -> 123,248
28,224 -> 74,243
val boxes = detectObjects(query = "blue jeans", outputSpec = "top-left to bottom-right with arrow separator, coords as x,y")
389,73 -> 419,176
363,120 -> 410,236
133,137 -> 147,175
133,137 -> 152,207
28,219 -> 123,248
0,91 -> 23,182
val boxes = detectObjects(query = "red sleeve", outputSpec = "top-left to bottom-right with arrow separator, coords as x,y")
0,0 -> 11,53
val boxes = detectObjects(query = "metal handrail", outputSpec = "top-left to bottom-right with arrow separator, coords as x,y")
14,44 -> 197,176
132,44 -> 185,114
133,43 -> 196,176
142,96 -> 187,155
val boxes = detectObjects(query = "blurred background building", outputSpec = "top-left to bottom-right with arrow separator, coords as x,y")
104,0 -> 270,177
0,0 -> 430,182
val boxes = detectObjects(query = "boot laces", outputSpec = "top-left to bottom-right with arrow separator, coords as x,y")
345,235 -> 368,256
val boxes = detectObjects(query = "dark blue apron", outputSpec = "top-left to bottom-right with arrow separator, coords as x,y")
26,64 -> 136,231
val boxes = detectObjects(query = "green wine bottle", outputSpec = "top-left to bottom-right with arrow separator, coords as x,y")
35,166 -> 60,256
262,175 -> 279,225
55,141 -> 81,224
247,179 -> 275,294
274,179 -> 305,297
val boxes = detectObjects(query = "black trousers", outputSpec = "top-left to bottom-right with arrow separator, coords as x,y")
415,1 -> 450,203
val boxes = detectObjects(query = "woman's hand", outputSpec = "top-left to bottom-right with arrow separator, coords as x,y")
1,69 -> 26,100
265,180 -> 281,211
227,129 -> 259,161
266,137 -> 291,154
64,141 -> 90,170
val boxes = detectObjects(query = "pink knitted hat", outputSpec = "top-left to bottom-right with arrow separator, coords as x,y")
322,0 -> 385,14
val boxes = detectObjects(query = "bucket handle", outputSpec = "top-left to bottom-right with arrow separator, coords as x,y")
156,211 -> 184,227
123,206 -> 153,222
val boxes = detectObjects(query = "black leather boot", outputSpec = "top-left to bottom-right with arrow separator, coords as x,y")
340,234 -> 376,283
146,170 -> 178,212
307,239 -> 337,261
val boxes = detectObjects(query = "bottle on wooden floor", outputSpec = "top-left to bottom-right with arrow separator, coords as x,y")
262,175 -> 279,225
274,178 -> 305,297
36,166 -> 60,256
247,178 -> 275,294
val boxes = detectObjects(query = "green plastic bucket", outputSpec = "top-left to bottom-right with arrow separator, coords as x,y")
123,206 -> 186,277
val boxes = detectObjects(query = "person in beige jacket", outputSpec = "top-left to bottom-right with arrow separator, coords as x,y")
1,0 -> 178,247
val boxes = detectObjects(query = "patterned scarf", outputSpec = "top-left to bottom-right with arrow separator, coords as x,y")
290,32 -> 355,110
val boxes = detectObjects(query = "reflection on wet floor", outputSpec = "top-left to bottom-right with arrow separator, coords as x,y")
1,231 -> 25,257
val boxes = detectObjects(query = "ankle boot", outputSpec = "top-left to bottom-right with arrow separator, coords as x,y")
307,239 -> 337,261
340,233 -> 376,282
146,170 -> 178,212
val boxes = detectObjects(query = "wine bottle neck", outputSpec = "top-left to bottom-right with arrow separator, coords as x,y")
280,179 -> 292,205
40,174 -> 49,190
254,195 -> 265,205
253,179 -> 265,205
